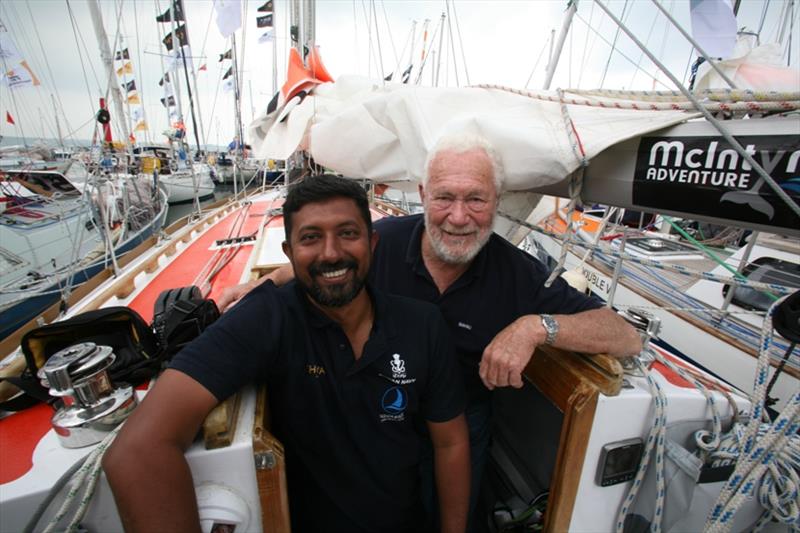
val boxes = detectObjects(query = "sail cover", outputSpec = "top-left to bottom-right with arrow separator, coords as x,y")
249,76 -> 695,191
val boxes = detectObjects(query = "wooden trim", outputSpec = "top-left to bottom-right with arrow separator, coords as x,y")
252,386 -> 291,533
546,383 -> 598,532
523,346 -> 622,532
203,394 -> 241,449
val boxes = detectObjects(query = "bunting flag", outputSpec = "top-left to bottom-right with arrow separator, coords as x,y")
219,49 -> 232,62
257,1 -> 273,12
0,29 -> 22,62
158,72 -> 171,86
162,24 -> 188,51
126,93 -> 141,104
223,77 -> 234,93
160,95 -> 176,108
215,0 -> 242,38
114,48 -> 130,61
199,63 -> 207,72
6,111 -> 14,125
258,29 -> 274,44
256,14 -> 273,28
156,0 -> 185,23
124,80 -> 137,93
223,66 -> 233,80
401,64 -> 413,84
131,106 -> 144,122
3,60 -> 40,90
134,120 -> 148,132
690,0 -> 737,58
116,62 -> 134,76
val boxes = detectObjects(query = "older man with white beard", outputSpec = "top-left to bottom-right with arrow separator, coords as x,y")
218,134 -> 642,531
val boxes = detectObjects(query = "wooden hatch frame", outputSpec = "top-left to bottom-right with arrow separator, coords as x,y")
521,346 -> 624,532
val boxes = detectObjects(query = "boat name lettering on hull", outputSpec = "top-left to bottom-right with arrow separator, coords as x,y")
633,135 -> 799,231
581,267 -> 610,295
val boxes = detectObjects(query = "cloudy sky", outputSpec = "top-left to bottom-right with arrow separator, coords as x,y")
0,0 -> 795,149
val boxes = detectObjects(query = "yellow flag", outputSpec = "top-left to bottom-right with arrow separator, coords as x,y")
126,93 -> 141,104
116,62 -> 134,76
134,120 -> 148,131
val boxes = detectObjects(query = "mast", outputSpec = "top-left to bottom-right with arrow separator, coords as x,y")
87,0 -> 131,145
51,94 -> 64,147
543,0 -> 578,90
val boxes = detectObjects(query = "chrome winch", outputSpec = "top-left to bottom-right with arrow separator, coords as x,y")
38,342 -> 138,448
618,308 -> 662,375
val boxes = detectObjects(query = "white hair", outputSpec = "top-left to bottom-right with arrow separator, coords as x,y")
423,133 -> 505,192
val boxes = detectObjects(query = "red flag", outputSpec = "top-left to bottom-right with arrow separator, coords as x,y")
6,112 -> 14,125
199,63 -> 207,71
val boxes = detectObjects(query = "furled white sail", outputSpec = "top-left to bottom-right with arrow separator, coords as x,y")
249,76 -> 695,192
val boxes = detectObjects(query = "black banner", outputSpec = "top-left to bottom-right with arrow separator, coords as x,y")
633,135 -> 800,231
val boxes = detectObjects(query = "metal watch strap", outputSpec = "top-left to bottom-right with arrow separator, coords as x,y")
540,314 -> 559,346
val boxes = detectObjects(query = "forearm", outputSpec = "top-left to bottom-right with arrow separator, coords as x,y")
547,307 -> 642,358
104,439 -> 201,532
434,440 -> 470,533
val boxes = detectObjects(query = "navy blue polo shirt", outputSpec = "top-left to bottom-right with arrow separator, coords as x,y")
170,280 -> 464,533
369,214 -> 604,405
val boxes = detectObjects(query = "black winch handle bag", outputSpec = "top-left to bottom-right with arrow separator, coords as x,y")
0,307 -> 163,412
151,285 -> 220,359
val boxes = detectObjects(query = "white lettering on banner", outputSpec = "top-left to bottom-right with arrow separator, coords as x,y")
644,167 -> 752,189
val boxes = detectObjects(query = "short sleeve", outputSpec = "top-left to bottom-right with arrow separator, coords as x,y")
169,282 -> 283,402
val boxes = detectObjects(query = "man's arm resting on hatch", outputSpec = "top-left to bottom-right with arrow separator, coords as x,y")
102,369 -> 219,533
479,307 -> 642,390
217,263 -> 295,311
429,414 -> 470,533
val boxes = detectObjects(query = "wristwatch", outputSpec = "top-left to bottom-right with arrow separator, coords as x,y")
540,314 -> 559,346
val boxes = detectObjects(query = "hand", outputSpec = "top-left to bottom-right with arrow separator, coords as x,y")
479,315 -> 544,390
217,280 -> 257,312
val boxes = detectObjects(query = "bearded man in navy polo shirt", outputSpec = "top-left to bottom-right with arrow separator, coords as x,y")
104,175 -> 470,533
219,135 -> 642,530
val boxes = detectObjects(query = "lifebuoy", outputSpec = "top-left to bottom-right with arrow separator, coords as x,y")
96,109 -> 111,124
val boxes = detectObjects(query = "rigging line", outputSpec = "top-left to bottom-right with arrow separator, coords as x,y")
389,23 -> 413,81
627,5 -> 662,89
757,0 -> 771,39
370,0 -> 386,81
132,0 -> 150,144
65,0 -> 100,142
596,0 -> 800,220
445,1 -> 459,87
523,35 -> 551,89
379,0 -> 399,67
577,0 -> 596,87
352,0 -> 360,75
196,0 -> 216,149
1,4 -> 38,140
24,0 -> 75,142
651,0 -> 738,90
598,0 -> 629,88
450,0 -> 469,86
573,12 -> 673,91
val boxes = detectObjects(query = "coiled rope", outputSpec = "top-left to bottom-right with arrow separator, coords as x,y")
705,294 -> 800,532
474,84 -> 800,113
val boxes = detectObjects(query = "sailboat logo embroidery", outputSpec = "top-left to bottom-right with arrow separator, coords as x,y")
380,387 -> 407,422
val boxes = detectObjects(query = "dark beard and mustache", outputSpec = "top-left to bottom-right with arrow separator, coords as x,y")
299,259 -> 365,307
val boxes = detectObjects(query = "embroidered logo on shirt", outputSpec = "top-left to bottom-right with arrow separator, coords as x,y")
390,353 -> 406,379
458,321 -> 473,330
306,364 -> 326,377
380,386 -> 407,422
